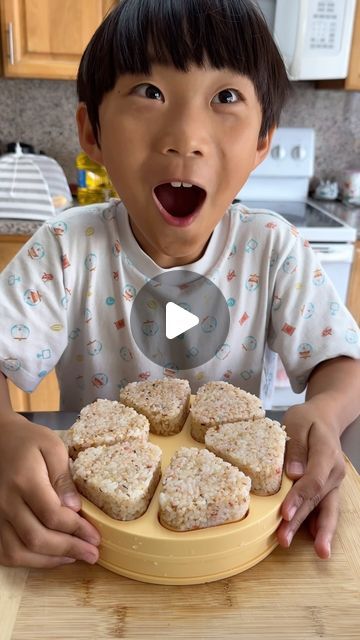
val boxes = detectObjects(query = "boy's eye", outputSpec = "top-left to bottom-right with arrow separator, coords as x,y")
133,83 -> 164,101
212,89 -> 240,104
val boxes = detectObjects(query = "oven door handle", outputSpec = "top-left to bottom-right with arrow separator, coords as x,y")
313,248 -> 354,263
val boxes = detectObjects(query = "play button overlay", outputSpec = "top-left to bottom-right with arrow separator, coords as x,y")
130,270 -> 230,370
166,302 -> 199,339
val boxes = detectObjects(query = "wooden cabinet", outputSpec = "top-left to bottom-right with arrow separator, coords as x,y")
347,240 -> 360,325
345,0 -> 360,90
317,0 -> 360,90
0,0 -> 115,79
0,235 -> 60,411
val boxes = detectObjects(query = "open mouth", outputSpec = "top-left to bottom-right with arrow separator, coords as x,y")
154,182 -> 207,218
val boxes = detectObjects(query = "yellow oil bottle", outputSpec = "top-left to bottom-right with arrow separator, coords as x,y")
76,152 -> 118,205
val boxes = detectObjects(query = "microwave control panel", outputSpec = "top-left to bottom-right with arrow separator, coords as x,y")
268,0 -> 356,80
306,0 -> 344,54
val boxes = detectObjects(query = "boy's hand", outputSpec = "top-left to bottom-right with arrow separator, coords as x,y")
277,403 -> 346,559
0,414 -> 101,568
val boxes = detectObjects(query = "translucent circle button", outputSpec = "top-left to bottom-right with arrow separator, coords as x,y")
130,270 -> 230,370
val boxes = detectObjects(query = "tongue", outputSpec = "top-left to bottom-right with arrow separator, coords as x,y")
155,184 -> 204,217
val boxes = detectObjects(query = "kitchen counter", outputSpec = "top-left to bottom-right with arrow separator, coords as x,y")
1,199 -> 360,238
0,218 -> 43,236
0,410 -> 359,640
309,198 -> 360,239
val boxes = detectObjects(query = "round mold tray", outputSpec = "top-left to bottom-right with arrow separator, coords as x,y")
80,410 -> 292,585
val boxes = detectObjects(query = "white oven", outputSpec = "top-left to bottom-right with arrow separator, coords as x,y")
256,0 -> 357,80
235,127 -> 356,408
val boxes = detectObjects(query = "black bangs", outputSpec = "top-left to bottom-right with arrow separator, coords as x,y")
113,0 -> 260,74
77,0 -> 291,143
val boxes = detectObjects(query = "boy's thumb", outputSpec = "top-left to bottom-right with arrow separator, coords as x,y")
42,434 -> 82,510
53,471 -> 82,511
284,436 -> 307,479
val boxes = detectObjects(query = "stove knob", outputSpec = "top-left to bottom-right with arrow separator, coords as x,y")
291,145 -> 307,160
271,145 -> 286,160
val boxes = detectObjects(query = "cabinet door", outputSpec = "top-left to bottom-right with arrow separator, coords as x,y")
316,1 -> 360,90
0,235 -> 60,411
347,240 -> 360,325
346,0 -> 360,89
0,0 -> 115,79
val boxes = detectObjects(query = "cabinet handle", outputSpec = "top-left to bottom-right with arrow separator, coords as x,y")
6,22 -> 15,65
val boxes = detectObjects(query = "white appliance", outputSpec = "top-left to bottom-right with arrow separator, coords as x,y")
235,127 -> 356,408
257,0 -> 357,80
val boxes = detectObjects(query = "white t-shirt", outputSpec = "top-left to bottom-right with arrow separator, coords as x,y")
1,200 -> 359,410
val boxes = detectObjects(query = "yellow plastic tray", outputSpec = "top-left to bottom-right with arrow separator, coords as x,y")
81,410 -> 292,585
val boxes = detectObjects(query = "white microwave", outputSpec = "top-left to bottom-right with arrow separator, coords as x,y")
257,0 -> 357,80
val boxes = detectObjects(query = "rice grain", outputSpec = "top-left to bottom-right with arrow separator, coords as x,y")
120,378 -> 191,436
205,418 -> 287,495
159,447 -> 251,531
190,381 -> 265,442
71,441 -> 162,520
65,398 -> 149,459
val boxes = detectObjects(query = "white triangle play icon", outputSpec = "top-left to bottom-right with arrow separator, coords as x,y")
165,302 -> 200,340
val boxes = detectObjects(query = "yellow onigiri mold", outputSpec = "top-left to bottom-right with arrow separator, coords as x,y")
80,399 -> 292,585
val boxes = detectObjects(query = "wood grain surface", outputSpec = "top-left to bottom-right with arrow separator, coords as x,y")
1,459 -> 359,640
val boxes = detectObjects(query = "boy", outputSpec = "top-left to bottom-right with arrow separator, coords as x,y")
0,0 -> 359,569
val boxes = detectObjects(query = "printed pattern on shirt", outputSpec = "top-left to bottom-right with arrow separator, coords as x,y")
0,200 -> 359,410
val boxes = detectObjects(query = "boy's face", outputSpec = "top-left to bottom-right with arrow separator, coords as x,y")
78,63 -> 274,268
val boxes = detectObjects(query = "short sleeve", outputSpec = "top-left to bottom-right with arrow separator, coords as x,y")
0,223 -> 70,392
267,234 -> 360,393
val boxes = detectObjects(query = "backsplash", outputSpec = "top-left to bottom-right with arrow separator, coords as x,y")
0,78 -> 359,185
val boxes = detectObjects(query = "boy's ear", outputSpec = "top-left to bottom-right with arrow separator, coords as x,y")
253,125 -> 276,170
76,103 -> 104,164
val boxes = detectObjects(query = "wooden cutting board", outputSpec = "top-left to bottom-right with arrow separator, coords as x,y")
1,458 -> 359,640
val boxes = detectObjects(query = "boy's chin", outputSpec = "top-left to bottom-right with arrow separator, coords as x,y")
152,238 -> 209,268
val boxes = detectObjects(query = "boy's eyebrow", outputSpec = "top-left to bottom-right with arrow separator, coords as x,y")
116,62 -> 253,101
125,61 -> 253,83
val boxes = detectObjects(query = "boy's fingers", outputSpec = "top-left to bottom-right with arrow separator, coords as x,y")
277,486 -> 340,559
40,437 -> 82,510
282,423 -> 343,522
4,499 -> 99,563
52,470 -> 82,511
14,485 -> 100,545
278,494 -> 321,549
280,452 -> 329,522
279,456 -> 340,547
284,436 -> 307,479
0,519 -> 85,569
17,452 -> 101,545
282,413 -> 310,479
21,479 -> 101,546
312,489 -> 340,560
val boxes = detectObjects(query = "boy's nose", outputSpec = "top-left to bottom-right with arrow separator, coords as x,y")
163,142 -> 203,157
157,113 -> 210,158
163,144 -> 203,158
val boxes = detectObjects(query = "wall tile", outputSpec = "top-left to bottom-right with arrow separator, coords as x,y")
0,78 -> 79,183
281,82 -> 360,178
0,78 -> 359,186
